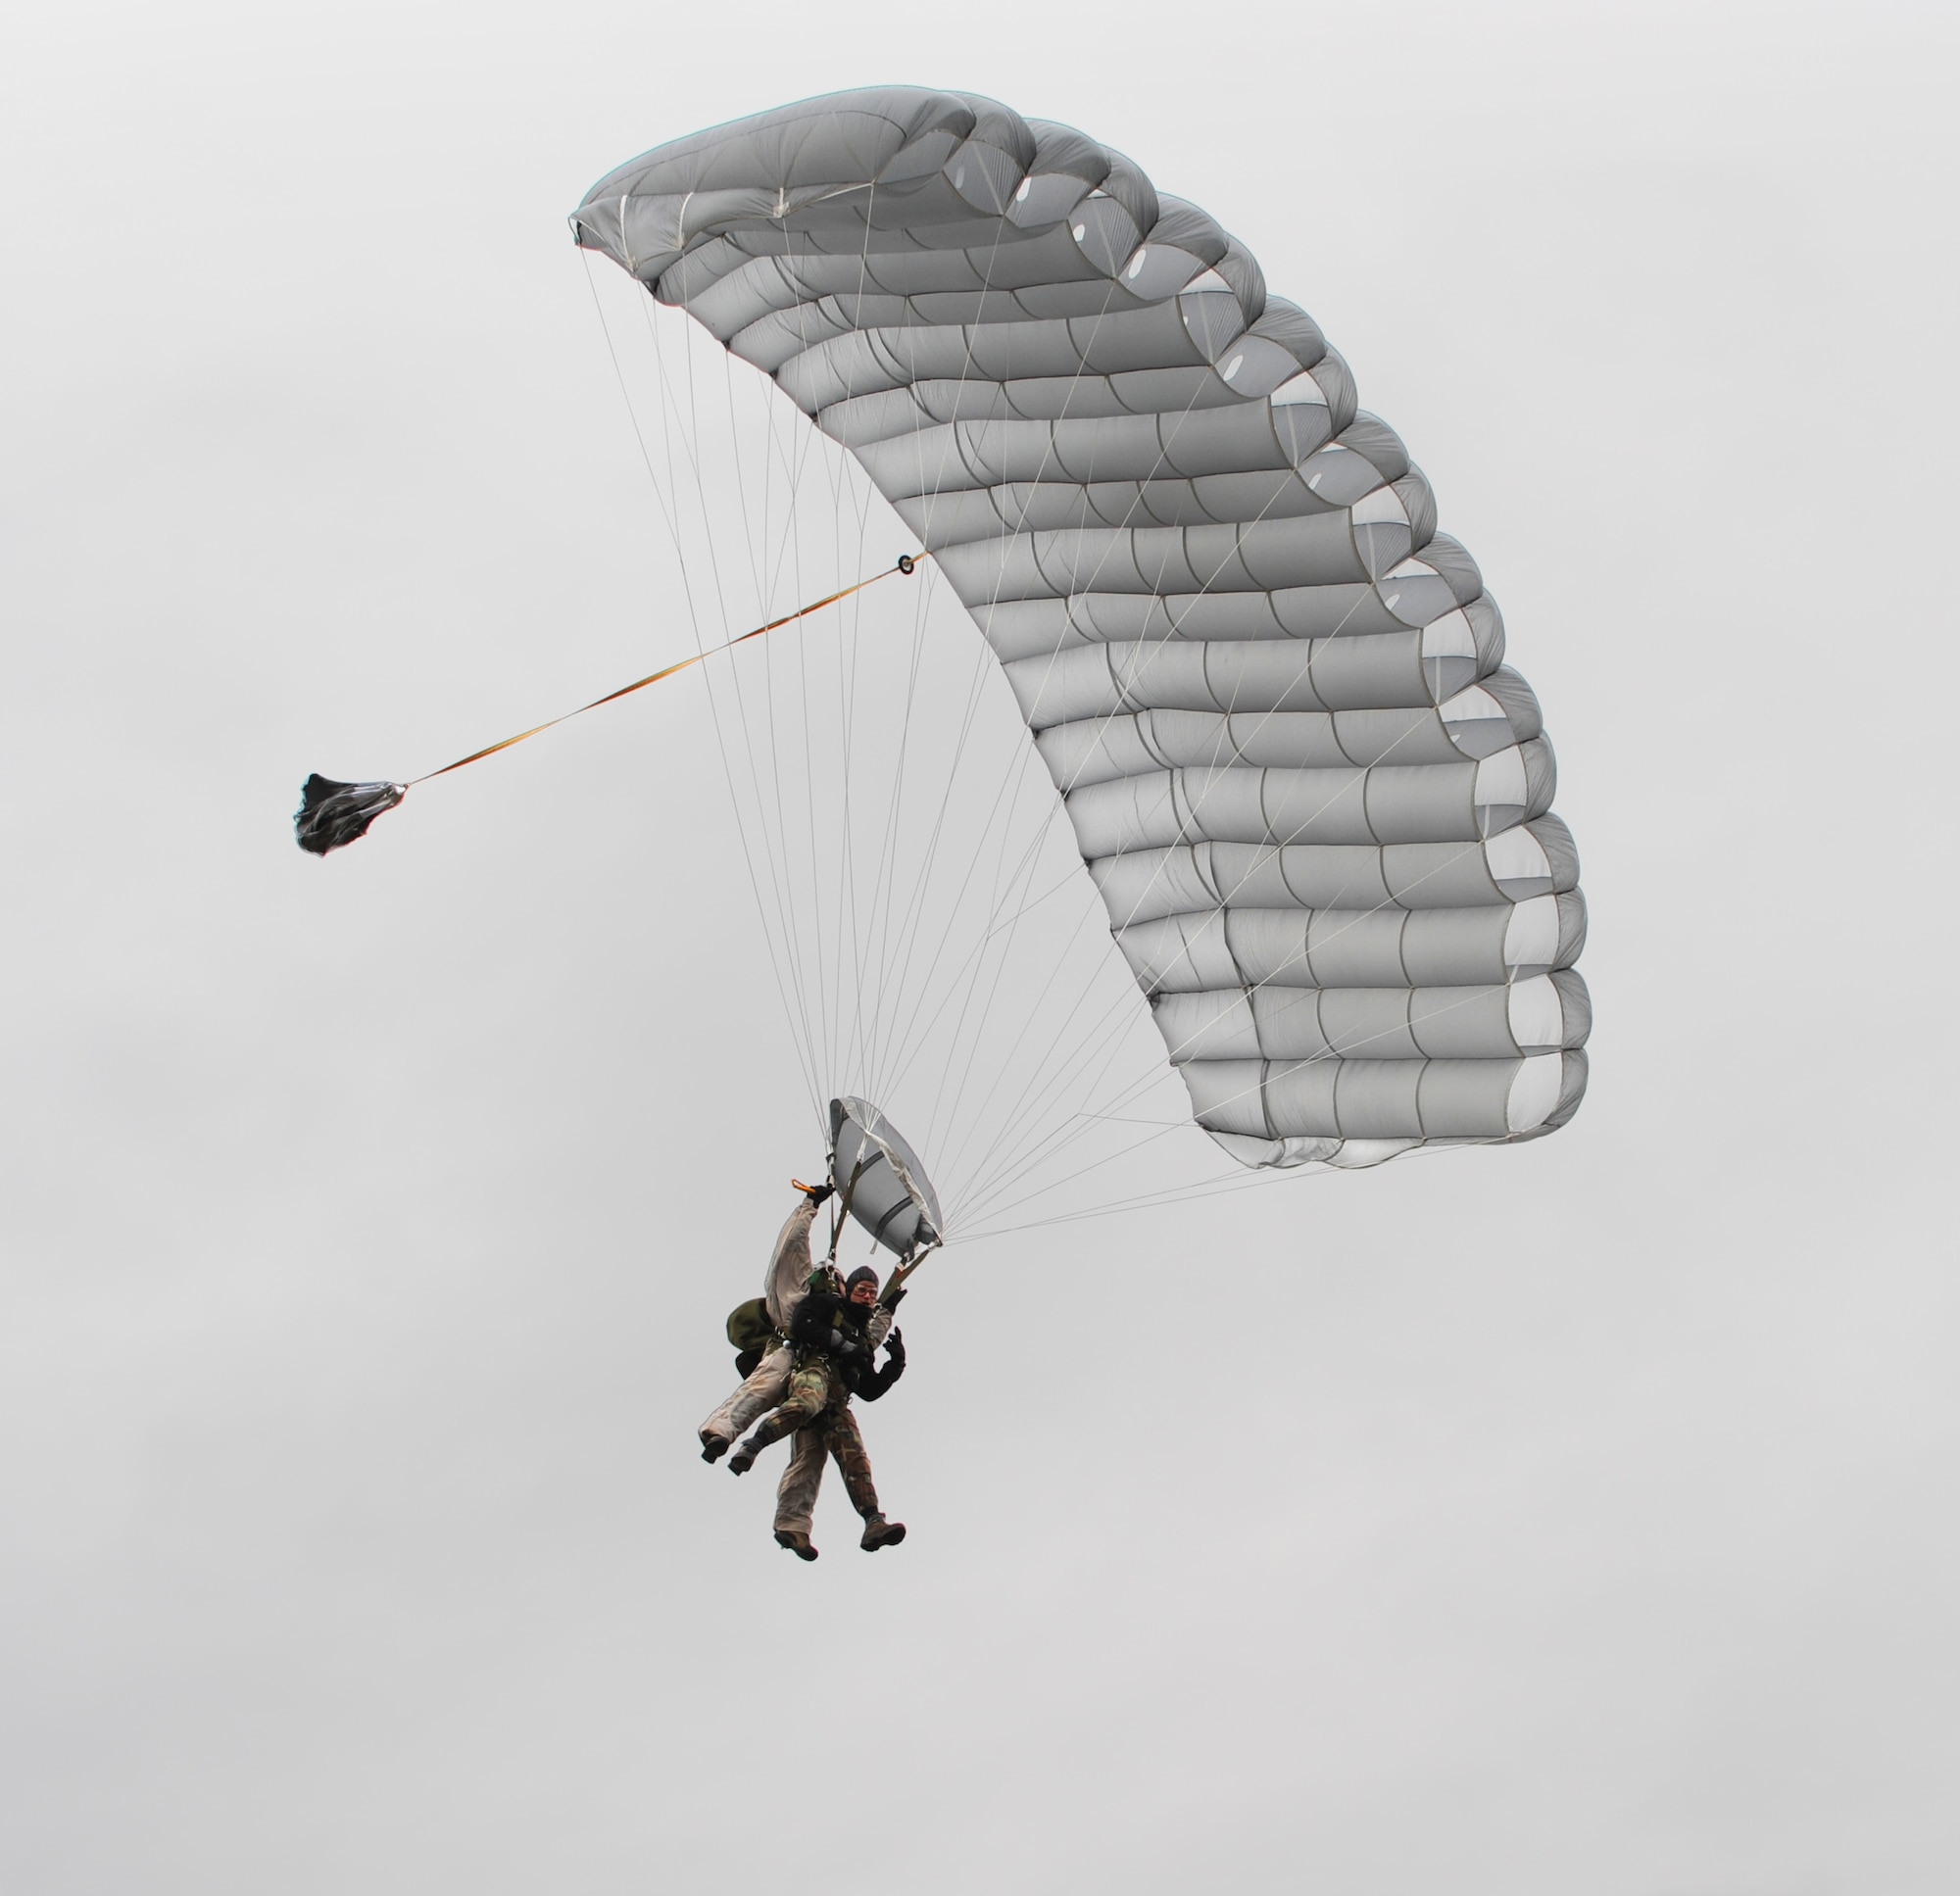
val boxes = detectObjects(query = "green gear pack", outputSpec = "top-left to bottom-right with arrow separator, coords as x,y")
724,1297 -> 776,1357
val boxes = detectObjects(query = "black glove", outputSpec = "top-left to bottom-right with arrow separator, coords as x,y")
804,1181 -> 835,1207
884,1327 -> 906,1368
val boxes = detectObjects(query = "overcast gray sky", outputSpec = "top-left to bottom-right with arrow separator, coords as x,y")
4,3 -> 1957,1891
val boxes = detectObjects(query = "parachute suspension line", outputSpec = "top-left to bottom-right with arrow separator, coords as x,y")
647,300 -> 830,1124
710,226 -> 881,1109
895,765 -> 1130,1210
795,197 -> 885,1107
858,584 -> 1025,1098
957,1025 -> 1383,1236
937,443 -> 1442,1222
666,203 -> 894,1128
649,300 -> 815,1090
918,736 -> 1055,1163
871,733 -> 1056,1104
924,721 -> 1156,1188
954,823 -> 1490,1230
785,265 -> 843,1095
713,311 -> 858,1128
764,314 -> 844,1120
612,269 -> 898,1128
847,201 -> 1014,1115
611,269 -> 865,1123
958,1121 -> 1240,1238
951,956 -> 1182,1228
955,1150 -> 1324,1244
710,329 -> 832,1139
575,261 -> 823,1118
853,537 -> 936,1098
933,370 -> 1259,1167
779,242 -> 873,1100
875,851 -> 1090,1108
866,273 -> 1129,1167
952,406 -> 1437,1190
640,297 -> 805,1054
871,680 -> 1093,1108
904,273 -> 1225,1205
845,176 -> 906,1103
895,510 -> 1089,1143
862,558 -> 956,1099
954,832 -> 1518,1229
844,204 -> 1077,1122
747,312 -> 832,1105
956,1127 -> 1521,1247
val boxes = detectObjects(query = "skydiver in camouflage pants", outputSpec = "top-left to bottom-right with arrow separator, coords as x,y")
730,1263 -> 906,1559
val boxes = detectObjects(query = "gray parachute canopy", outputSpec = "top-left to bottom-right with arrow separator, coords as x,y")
573,89 -> 1590,1171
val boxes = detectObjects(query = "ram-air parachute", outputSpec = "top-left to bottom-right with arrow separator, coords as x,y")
559,88 -> 1588,1234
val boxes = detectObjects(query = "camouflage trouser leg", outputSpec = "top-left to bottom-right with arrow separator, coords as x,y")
698,1347 -> 789,1446
774,1402 -> 882,1535
741,1360 -> 833,1455
820,1405 -> 882,1520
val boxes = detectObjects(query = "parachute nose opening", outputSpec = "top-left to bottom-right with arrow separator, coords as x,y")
829,1096 -> 943,1258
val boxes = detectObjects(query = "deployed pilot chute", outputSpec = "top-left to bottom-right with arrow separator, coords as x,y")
295,774 -> 406,855
571,88 -> 1591,1191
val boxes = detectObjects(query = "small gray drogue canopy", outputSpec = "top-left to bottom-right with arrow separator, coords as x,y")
830,1096 -> 943,1259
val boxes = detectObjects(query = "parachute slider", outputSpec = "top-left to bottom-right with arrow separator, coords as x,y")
294,775 -> 407,855
291,554 -> 924,857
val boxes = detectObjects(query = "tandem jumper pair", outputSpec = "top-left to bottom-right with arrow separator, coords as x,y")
699,1099 -> 942,1561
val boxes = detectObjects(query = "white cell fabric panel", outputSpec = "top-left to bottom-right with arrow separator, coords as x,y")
575,89 -> 1591,1170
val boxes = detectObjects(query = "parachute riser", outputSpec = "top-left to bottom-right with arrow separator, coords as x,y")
878,1240 -> 938,1306
826,1154 -> 873,1265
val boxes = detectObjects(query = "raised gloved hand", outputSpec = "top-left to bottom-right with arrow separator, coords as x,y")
794,1178 -> 835,1207
884,1327 -> 906,1368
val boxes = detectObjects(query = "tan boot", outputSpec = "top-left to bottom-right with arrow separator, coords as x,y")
859,1515 -> 906,1552
774,1529 -> 818,1562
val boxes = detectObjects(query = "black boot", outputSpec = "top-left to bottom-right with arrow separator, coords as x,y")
728,1436 -> 764,1476
774,1529 -> 819,1562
